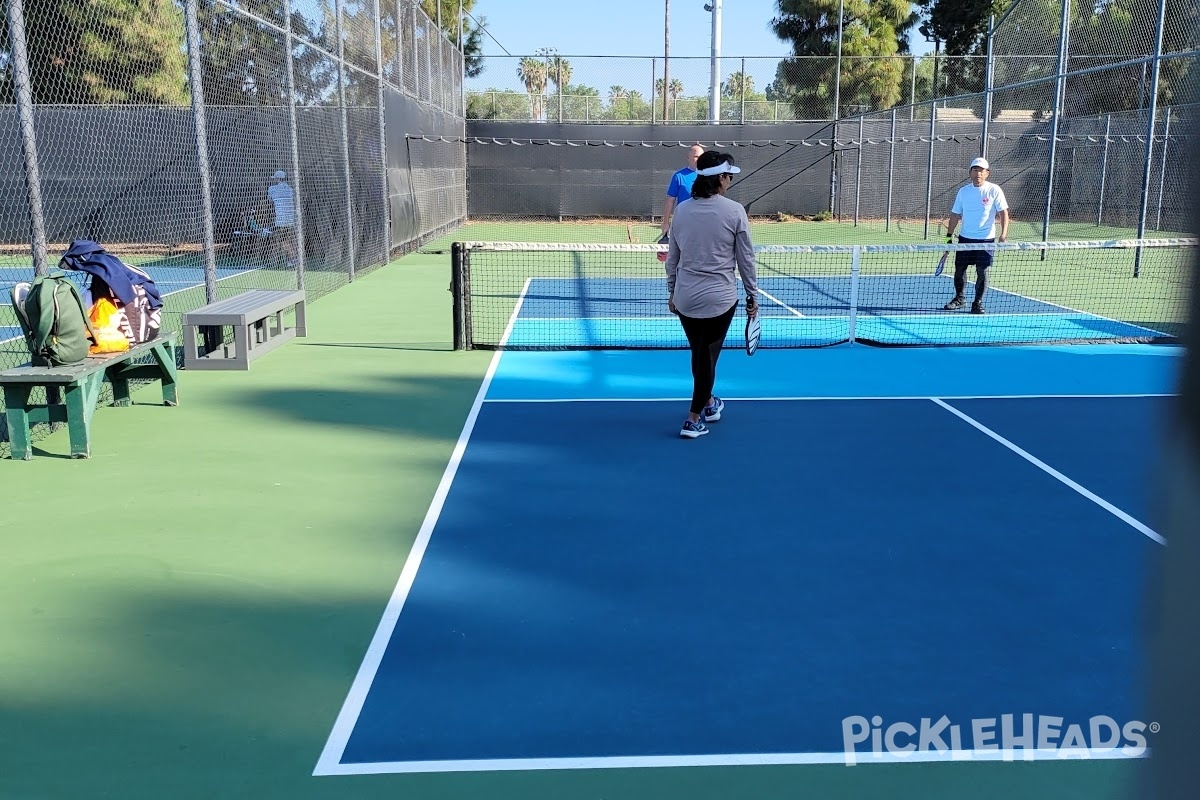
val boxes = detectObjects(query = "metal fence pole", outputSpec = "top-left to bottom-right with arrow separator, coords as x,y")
886,108 -> 896,232
433,19 -> 443,109
1040,0 -> 1072,248
909,56 -> 916,121
1097,113 -> 1112,227
1154,105 -> 1172,231
183,0 -> 218,303
981,15 -> 995,159
375,0 -> 392,263
652,58 -> 662,124
458,0 -> 466,116
853,115 -> 863,226
829,121 -> 838,217
396,0 -> 405,91
924,99 -> 936,239
740,56 -> 746,123
833,0 -> 843,123
1135,0 -> 1169,276
283,0 -> 306,292
335,0 -> 358,280
4,0 -> 48,276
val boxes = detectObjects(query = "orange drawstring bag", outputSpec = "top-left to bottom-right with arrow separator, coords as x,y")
88,296 -> 130,354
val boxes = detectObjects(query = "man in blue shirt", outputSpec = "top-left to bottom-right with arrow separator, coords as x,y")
660,144 -> 705,238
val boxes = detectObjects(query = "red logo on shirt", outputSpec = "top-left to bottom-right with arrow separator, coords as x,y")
982,196 -> 991,205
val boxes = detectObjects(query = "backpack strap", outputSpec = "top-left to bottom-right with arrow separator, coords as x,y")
49,271 -> 97,344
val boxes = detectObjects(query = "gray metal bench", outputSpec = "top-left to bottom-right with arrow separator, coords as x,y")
182,289 -> 306,370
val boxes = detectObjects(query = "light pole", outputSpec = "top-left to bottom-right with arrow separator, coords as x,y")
704,1 -> 722,123
919,20 -> 941,101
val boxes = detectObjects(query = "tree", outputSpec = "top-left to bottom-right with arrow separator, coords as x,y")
420,0 -> 485,78
607,88 -> 651,122
467,87 -> 536,120
4,0 -> 188,105
722,71 -> 763,101
516,56 -> 548,120
540,49 -> 573,100
915,0 -> 1001,96
916,1 -> 999,57
200,6 -> 335,107
559,83 -> 601,121
654,77 -> 684,119
771,0 -> 913,118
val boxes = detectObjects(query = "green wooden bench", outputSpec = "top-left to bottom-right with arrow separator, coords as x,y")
1,333 -> 178,460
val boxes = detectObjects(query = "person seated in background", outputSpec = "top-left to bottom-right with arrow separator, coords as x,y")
268,169 -> 297,268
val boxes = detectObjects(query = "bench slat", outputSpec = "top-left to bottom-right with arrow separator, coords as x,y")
182,289 -> 305,326
0,334 -> 177,384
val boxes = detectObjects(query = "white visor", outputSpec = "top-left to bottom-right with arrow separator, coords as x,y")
696,162 -> 741,176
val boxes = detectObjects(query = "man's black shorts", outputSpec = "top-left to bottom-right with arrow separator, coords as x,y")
954,236 -> 995,269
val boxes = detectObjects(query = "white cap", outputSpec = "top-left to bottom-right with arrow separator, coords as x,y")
969,157 -> 989,170
272,169 -> 287,180
696,162 -> 742,177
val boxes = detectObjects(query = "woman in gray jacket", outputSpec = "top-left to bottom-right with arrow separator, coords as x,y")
665,150 -> 759,439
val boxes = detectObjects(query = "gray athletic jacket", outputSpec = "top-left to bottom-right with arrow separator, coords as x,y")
665,194 -> 758,318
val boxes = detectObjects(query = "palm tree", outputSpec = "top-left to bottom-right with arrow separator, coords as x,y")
539,50 -> 572,121
544,54 -> 573,94
516,57 -> 548,121
655,78 -> 685,120
722,71 -> 754,101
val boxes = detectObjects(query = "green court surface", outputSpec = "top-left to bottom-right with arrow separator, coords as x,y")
0,252 -> 1159,799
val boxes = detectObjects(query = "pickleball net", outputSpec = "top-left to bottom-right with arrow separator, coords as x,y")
450,238 -> 1195,350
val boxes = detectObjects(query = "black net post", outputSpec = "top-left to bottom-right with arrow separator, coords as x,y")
451,242 -> 470,350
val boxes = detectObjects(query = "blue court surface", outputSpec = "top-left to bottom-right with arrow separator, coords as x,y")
501,276 -> 1163,347
315,342 -> 1179,775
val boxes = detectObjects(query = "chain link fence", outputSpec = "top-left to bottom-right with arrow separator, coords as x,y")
466,54 -> 991,124
1,0 -> 466,454
832,0 -> 1199,246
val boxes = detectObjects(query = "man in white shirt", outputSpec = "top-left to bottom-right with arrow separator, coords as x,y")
267,169 -> 297,267
942,157 -> 1010,314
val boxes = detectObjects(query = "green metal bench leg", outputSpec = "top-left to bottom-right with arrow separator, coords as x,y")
64,372 -> 104,458
3,385 -> 33,460
152,340 -> 179,406
110,371 -> 132,406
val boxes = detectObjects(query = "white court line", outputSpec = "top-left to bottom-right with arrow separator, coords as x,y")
311,278 -> 532,777
316,746 -> 1147,775
931,398 -> 1166,545
484,393 -> 1176,403
970,281 -> 1171,338
315,382 -> 1163,776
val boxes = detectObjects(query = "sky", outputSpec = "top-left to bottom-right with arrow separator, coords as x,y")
465,0 -> 932,97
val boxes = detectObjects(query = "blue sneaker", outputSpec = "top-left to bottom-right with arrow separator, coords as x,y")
680,418 -> 709,439
703,396 -> 724,422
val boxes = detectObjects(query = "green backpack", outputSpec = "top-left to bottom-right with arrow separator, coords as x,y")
11,272 -> 96,367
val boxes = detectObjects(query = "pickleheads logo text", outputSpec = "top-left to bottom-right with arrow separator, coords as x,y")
841,714 -> 1155,765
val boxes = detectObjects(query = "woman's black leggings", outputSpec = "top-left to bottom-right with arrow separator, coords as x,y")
677,303 -> 737,415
